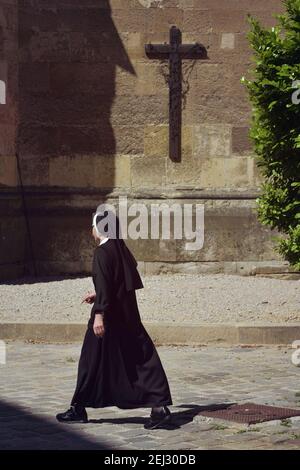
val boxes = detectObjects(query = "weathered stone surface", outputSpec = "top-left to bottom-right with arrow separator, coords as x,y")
232,127 -> 253,155
183,9 -> 212,33
144,125 -> 169,157
221,33 -> 235,49
0,214 -> 26,279
0,0 -> 289,279
223,157 -> 250,188
0,2 -> 18,162
49,154 -> 131,188
131,155 -> 166,188
0,124 -> 16,155
0,195 -> 284,278
0,155 -> 17,186
194,124 -> 232,159
146,7 -> 183,32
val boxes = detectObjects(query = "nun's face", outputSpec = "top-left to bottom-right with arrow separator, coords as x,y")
92,226 -> 100,243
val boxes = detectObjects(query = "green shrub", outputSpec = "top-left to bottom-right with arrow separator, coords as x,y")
242,0 -> 300,270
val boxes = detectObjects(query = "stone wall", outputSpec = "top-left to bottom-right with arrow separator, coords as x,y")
0,1 -> 27,279
0,0 -> 288,279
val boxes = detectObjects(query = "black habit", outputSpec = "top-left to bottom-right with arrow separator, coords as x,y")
71,238 -> 172,409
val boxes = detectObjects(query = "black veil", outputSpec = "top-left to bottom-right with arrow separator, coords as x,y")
93,209 -> 143,293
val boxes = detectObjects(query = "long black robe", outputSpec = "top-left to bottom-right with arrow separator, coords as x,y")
71,239 -> 172,409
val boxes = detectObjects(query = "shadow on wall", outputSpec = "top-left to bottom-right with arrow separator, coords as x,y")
18,0 -> 135,177
14,0 -> 136,279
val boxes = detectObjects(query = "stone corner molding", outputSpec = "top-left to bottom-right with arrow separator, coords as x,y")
0,80 -> 6,104
137,0 -> 164,7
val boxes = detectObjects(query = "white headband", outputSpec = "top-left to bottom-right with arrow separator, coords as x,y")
92,213 -> 101,236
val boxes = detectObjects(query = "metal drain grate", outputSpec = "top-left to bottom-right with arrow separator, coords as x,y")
198,402 -> 300,425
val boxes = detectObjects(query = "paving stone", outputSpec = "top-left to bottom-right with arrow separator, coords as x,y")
1,343 -> 300,450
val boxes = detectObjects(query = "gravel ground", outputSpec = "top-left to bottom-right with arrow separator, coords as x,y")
0,273 -> 299,324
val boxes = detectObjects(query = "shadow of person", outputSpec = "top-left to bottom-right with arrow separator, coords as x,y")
88,402 -> 236,430
16,0 -> 137,278
18,0 -> 136,160
0,398 -> 108,449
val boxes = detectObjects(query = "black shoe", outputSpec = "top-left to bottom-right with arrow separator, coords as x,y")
144,406 -> 171,430
56,405 -> 88,423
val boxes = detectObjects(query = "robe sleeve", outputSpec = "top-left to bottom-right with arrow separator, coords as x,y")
91,248 -> 113,316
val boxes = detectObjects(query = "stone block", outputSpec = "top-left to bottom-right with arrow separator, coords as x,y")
110,95 -> 168,126
191,62 -> 252,125
0,215 -> 26,267
113,155 -> 132,188
135,62 -> 168,96
18,125 -> 59,156
210,10 -> 250,33
49,63 -> 110,95
0,123 -> 15,155
20,154 -> 49,186
232,126 -> 253,155
123,32 -> 145,60
0,2 -> 17,32
192,95 -> 251,127
224,156 -> 251,188
183,9 -> 212,33
159,239 -> 177,261
144,125 -> 193,164
95,154 -> 131,188
144,125 -> 168,157
0,60 -> 7,83
19,5 -> 58,32
198,157 -> 225,188
145,7 -> 183,33
0,154 -> 17,186
195,0 -> 283,11
49,154 -> 131,188
19,93 -> 112,127
194,124 -> 232,158
174,199 -> 267,262
49,154 -> 96,188
182,125 -> 193,159
127,237 -> 160,262
19,63 -> 50,93
55,7 -> 112,32
221,33 -> 235,49
60,126 -> 113,155
115,125 -> 145,155
131,155 -> 166,188
115,66 -> 137,95
113,8 -> 146,32
166,157 -> 202,186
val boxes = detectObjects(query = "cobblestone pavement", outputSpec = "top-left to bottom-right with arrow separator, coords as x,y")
1,341 -> 300,450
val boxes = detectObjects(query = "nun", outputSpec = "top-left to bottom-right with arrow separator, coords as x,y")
56,209 -> 172,429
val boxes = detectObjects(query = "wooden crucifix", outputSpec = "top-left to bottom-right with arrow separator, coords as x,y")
145,26 -> 207,162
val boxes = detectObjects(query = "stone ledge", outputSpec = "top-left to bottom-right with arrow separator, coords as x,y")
1,260 -> 296,282
1,322 -> 300,346
0,185 -> 260,200
140,260 -> 295,276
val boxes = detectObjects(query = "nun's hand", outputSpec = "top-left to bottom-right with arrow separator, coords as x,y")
93,313 -> 105,338
81,291 -> 96,304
